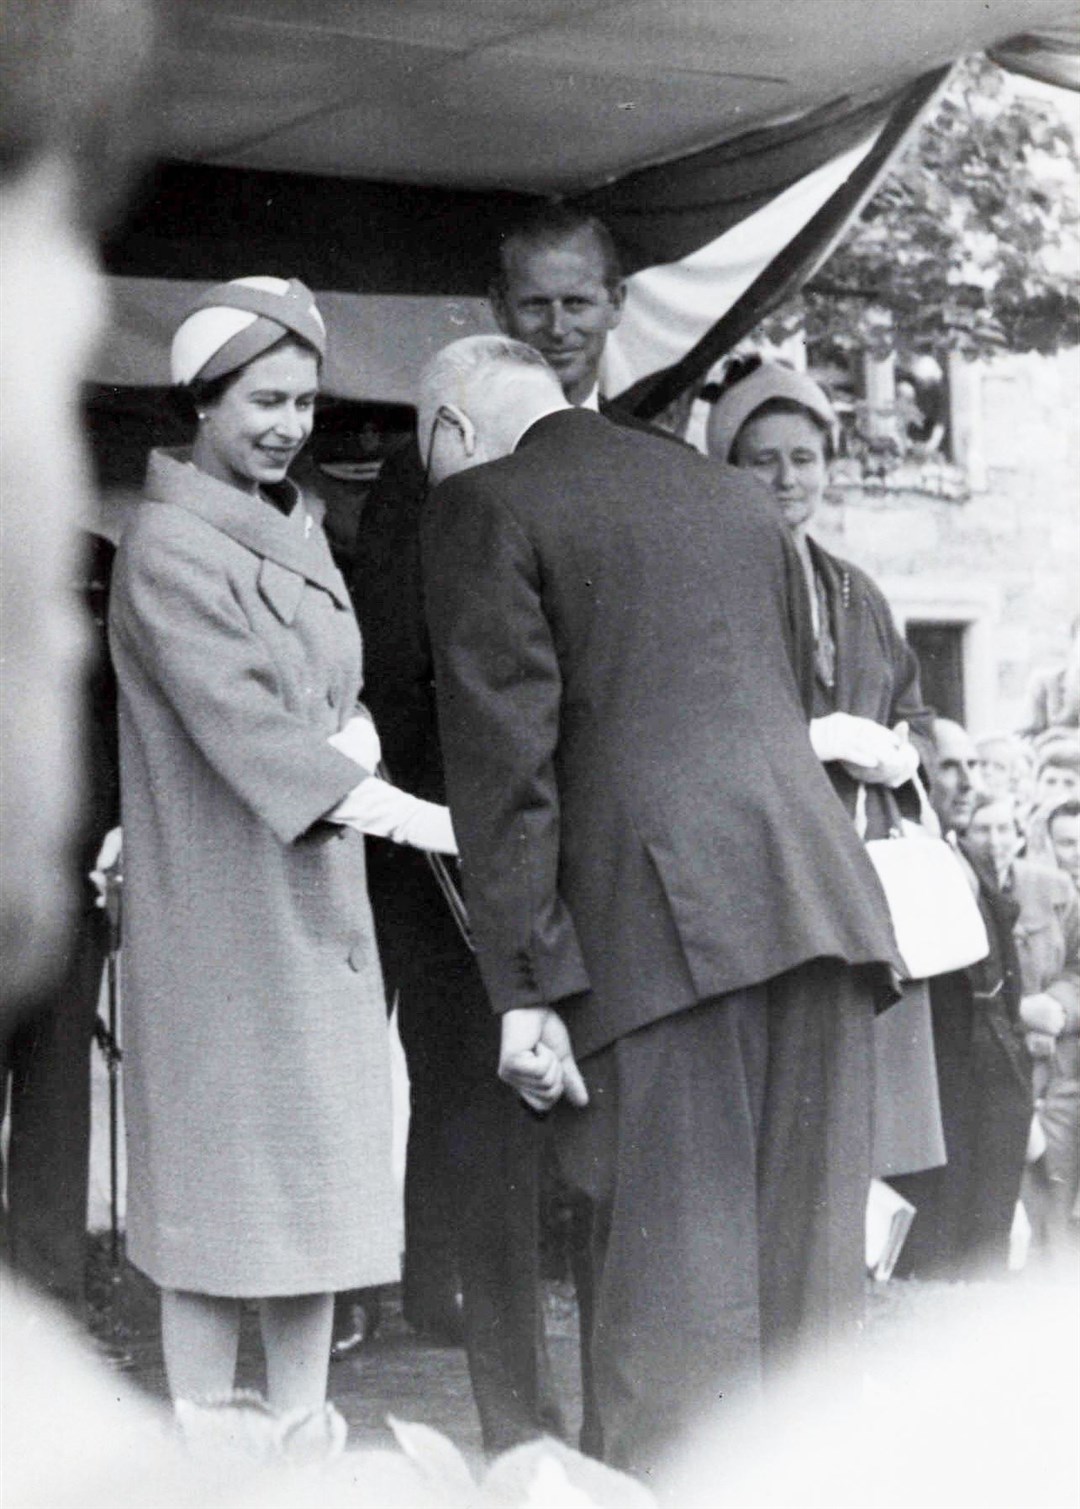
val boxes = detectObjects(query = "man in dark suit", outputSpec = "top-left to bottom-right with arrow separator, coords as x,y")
347,206 -> 648,1451
891,719 -> 1032,1280
419,336 -> 899,1479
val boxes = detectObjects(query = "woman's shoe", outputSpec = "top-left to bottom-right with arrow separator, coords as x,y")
330,1291 -> 382,1359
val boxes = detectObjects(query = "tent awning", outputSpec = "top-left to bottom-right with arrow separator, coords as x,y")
98,1 -> 1079,403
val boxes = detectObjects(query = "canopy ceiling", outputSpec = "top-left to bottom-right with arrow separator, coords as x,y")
99,2 -> 1078,404
156,1 -> 1075,193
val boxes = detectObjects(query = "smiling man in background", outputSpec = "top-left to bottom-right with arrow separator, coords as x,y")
489,206 -> 625,408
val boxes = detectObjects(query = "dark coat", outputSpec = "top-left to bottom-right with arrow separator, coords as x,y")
808,538 -> 934,839
802,538 -> 941,1177
422,408 -> 899,1058
892,849 -> 1031,1278
348,404 -> 685,985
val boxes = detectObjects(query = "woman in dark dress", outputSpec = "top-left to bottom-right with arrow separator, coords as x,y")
707,358 -> 944,1179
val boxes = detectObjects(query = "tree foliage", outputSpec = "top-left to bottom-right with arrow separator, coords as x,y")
771,55 -> 1080,363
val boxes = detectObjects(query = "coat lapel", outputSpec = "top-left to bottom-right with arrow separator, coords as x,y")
809,539 -> 856,713
144,450 -> 349,606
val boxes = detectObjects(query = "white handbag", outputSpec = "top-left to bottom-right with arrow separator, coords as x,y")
856,777 -> 990,981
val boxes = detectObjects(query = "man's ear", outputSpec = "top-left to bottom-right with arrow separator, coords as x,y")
439,403 -> 477,458
606,279 -> 627,328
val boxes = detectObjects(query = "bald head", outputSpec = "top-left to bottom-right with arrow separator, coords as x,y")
418,335 -> 569,485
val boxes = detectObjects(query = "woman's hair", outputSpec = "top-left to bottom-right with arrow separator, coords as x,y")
171,332 -> 322,426
1037,742 -> 1080,780
494,202 -> 623,295
714,353 -> 835,462
1047,797 -> 1080,832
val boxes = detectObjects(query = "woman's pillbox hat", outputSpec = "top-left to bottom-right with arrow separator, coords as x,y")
707,362 -> 839,462
170,276 -> 327,386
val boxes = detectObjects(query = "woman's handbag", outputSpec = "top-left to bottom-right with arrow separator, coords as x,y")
856,777 -> 989,981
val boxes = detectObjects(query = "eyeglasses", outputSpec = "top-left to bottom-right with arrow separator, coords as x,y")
421,405 -> 458,504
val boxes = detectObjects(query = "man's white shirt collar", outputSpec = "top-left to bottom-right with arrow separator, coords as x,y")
580,386 -> 601,412
510,399 -> 574,453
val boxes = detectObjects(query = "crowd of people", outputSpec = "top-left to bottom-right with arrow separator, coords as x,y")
2,5 -> 1078,1500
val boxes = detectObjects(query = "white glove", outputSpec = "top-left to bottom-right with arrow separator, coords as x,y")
875,739 -> 920,789
809,712 -> 917,787
327,776 -> 457,854
1019,992 -> 1067,1037
328,713 -> 382,775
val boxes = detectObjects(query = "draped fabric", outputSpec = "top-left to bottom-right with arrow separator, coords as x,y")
989,26 -> 1080,88
96,4 -> 1079,404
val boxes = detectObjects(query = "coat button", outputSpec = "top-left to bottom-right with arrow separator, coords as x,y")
326,687 -> 338,707
348,942 -> 367,971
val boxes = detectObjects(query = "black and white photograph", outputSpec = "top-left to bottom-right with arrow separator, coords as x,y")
2,4 -> 1078,1506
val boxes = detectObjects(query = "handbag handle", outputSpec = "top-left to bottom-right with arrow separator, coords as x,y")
909,771 -> 942,837
855,771 -> 941,841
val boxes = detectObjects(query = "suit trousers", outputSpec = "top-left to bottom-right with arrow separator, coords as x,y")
552,959 -> 876,1479
1,906 -> 107,1314
386,891 -> 565,1454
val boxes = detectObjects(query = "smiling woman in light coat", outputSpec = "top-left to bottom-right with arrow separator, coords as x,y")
109,277 -> 455,1421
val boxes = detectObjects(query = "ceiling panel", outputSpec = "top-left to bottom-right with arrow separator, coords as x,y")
157,0 -> 1075,191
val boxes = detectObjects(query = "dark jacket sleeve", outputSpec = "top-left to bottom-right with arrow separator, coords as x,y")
421,475 -> 591,1015
966,849 -> 1031,1098
348,437 -> 445,799
866,578 -> 934,767
812,545 -> 935,831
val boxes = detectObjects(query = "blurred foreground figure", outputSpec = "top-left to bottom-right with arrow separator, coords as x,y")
0,0 -> 152,1007
663,1279 -> 1079,1509
0,12 -> 650,1509
0,0 -> 150,1300
0,530 -> 119,1315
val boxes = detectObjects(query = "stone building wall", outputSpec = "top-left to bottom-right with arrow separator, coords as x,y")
807,348 -> 1079,735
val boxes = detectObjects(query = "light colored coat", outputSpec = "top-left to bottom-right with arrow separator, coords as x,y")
110,450 -> 398,1296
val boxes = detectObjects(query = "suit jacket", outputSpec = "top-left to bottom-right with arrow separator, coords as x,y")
348,404 -> 685,986
422,408 -> 899,1058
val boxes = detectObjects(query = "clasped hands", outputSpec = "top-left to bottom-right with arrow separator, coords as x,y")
499,1006 -> 589,1114
809,712 -> 919,787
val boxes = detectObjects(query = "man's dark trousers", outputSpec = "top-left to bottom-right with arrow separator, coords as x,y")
351,435 -> 598,1451
366,841 -> 565,1451
554,959 -> 875,1477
